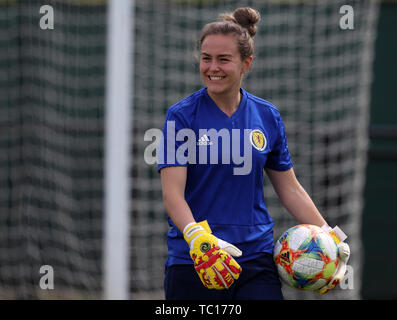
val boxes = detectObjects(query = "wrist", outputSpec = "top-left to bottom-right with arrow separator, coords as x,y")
182,221 -> 197,234
321,224 -> 347,244
183,220 -> 212,246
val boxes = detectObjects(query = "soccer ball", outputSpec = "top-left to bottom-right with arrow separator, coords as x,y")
274,224 -> 339,291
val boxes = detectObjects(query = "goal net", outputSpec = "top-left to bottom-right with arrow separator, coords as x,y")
132,0 -> 379,300
0,0 -> 379,299
0,0 -> 106,299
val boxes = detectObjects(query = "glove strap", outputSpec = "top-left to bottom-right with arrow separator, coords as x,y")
183,220 -> 212,245
321,224 -> 347,244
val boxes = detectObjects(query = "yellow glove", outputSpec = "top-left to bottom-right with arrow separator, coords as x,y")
183,220 -> 242,290
317,225 -> 350,294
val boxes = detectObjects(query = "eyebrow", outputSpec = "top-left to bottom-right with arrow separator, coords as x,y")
201,52 -> 233,58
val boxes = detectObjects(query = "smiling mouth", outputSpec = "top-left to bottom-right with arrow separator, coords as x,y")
208,76 -> 225,81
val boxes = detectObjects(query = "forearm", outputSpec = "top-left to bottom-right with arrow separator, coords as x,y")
266,168 -> 327,227
161,166 -> 196,232
163,193 -> 195,232
279,183 -> 327,227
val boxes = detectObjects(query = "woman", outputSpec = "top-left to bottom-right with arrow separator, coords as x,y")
158,7 -> 349,300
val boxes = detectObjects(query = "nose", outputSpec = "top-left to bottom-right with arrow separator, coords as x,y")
209,61 -> 220,72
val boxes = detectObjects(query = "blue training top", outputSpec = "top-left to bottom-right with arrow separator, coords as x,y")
158,88 -> 293,266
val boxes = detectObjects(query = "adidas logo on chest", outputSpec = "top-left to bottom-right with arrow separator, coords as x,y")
197,134 -> 213,146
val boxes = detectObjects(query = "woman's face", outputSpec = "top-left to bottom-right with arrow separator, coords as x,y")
200,34 -> 252,98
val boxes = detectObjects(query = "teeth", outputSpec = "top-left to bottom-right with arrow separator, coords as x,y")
209,76 -> 224,81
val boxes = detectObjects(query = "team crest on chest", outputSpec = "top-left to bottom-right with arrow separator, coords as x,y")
250,129 -> 267,151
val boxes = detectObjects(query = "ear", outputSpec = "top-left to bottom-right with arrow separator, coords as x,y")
242,56 -> 253,74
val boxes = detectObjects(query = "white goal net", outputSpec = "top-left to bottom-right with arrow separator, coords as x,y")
0,0 -> 379,299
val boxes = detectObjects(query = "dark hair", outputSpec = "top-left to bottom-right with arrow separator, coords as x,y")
199,7 -> 261,61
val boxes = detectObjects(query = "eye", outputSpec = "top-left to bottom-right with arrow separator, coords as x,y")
201,56 -> 211,61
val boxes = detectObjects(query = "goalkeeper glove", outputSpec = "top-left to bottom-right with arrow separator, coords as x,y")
317,225 -> 350,294
183,220 -> 242,290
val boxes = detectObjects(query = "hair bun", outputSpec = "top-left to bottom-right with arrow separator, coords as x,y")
233,7 -> 260,38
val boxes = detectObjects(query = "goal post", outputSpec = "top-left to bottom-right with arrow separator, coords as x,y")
103,0 -> 134,300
